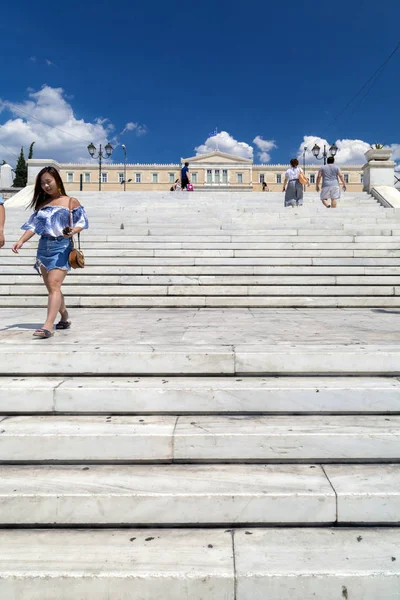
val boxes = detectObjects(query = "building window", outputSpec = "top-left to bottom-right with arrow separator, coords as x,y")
309,174 -> 315,184
222,169 -> 228,184
344,173 -> 349,184
152,173 -> 158,184
169,173 -> 175,184
135,173 -> 141,183
192,172 -> 198,183
118,173 -> 124,184
237,173 -> 243,184
360,173 -> 364,184
207,169 -> 212,184
84,172 -> 90,183
67,172 -> 74,183
215,169 -> 220,183
101,172 -> 108,183
276,174 -> 282,184
259,174 -> 265,184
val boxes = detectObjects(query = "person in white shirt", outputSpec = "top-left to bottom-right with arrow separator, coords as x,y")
282,158 -> 307,207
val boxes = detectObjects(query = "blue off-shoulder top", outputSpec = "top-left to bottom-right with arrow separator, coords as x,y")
22,205 -> 89,237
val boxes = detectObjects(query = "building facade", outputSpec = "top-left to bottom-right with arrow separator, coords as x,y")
29,151 -> 365,192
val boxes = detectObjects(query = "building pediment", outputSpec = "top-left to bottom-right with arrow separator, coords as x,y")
182,150 -> 253,165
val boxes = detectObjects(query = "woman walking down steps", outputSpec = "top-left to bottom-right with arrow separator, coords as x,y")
11,167 -> 88,339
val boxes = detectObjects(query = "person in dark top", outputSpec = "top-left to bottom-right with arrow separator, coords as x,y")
181,162 -> 190,190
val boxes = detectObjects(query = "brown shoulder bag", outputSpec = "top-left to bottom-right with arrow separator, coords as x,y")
68,198 -> 85,269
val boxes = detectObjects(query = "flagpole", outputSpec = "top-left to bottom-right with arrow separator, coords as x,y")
215,127 -> 218,151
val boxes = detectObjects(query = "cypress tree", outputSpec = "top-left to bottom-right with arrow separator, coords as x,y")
13,147 -> 28,188
28,142 -> 35,160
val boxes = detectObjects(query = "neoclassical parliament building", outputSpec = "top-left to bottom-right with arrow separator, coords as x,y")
35,151 -> 365,192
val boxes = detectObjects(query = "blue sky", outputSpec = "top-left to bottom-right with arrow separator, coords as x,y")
0,0 -> 399,167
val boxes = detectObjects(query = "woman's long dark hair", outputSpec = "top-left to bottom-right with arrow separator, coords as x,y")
29,166 -> 67,210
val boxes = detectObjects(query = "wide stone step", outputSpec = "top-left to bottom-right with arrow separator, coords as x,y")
0,295 -> 399,307
0,265 -> 399,275
0,464 -> 336,525
0,415 -> 398,463
2,256 -> 400,265
1,284 -> 397,297
2,274 -> 400,285
0,528 -> 398,599
0,343 -> 399,375
0,464 -> 398,525
1,376 -> 398,414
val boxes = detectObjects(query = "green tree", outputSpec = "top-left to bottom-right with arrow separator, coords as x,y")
13,147 -> 28,188
28,141 -> 35,160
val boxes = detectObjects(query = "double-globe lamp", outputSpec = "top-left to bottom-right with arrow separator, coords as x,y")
87,142 -> 114,191
311,143 -> 338,165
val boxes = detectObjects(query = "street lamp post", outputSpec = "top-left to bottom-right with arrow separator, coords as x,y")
87,142 -> 113,191
312,143 -> 338,165
121,145 -> 127,192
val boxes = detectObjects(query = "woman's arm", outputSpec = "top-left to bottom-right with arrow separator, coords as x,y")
12,230 -> 35,254
64,198 -> 88,237
283,175 -> 288,192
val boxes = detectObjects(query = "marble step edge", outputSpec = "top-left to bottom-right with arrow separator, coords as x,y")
0,464 -> 399,525
0,285 -> 397,296
0,344 -> 400,376
0,296 -> 399,308
0,414 -> 399,463
0,528 -> 399,600
1,376 -> 399,414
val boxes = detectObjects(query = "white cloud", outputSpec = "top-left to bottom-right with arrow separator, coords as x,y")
195,130 -> 254,159
45,59 -> 56,67
121,122 -> 148,136
0,85 -> 124,164
253,136 -> 277,163
29,56 -> 36,63
390,144 -> 400,162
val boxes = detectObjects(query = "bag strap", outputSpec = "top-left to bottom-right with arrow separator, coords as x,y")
68,197 -> 81,250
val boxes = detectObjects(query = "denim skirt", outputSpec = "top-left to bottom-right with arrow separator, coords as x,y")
35,236 -> 72,274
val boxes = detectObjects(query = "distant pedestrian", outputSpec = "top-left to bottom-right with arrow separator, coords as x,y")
0,193 -> 4,248
283,158 -> 307,207
316,157 -> 346,208
262,181 -> 269,192
181,162 -> 190,190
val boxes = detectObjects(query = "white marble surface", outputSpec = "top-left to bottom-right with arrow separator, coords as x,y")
235,528 -> 400,599
1,376 -> 400,414
174,415 -> 400,461
0,464 -> 335,525
0,415 -> 175,461
325,464 -> 400,523
0,529 -> 234,599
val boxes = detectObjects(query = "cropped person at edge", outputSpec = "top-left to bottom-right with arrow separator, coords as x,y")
12,167 -> 88,339
0,192 -> 5,248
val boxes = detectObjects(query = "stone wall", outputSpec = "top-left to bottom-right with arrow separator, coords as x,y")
0,187 -> 23,200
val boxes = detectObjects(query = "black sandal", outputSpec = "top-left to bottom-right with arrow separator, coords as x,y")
33,328 -> 54,339
56,320 -> 71,330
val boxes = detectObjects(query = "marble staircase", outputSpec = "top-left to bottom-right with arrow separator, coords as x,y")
2,191 -> 400,307
0,191 -> 399,598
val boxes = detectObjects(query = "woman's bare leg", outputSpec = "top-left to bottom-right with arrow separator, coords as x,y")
39,268 -> 68,332
40,267 -> 68,320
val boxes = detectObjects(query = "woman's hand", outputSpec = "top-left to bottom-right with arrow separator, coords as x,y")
282,187 -> 286,192
12,241 -> 23,254
63,228 -> 75,238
